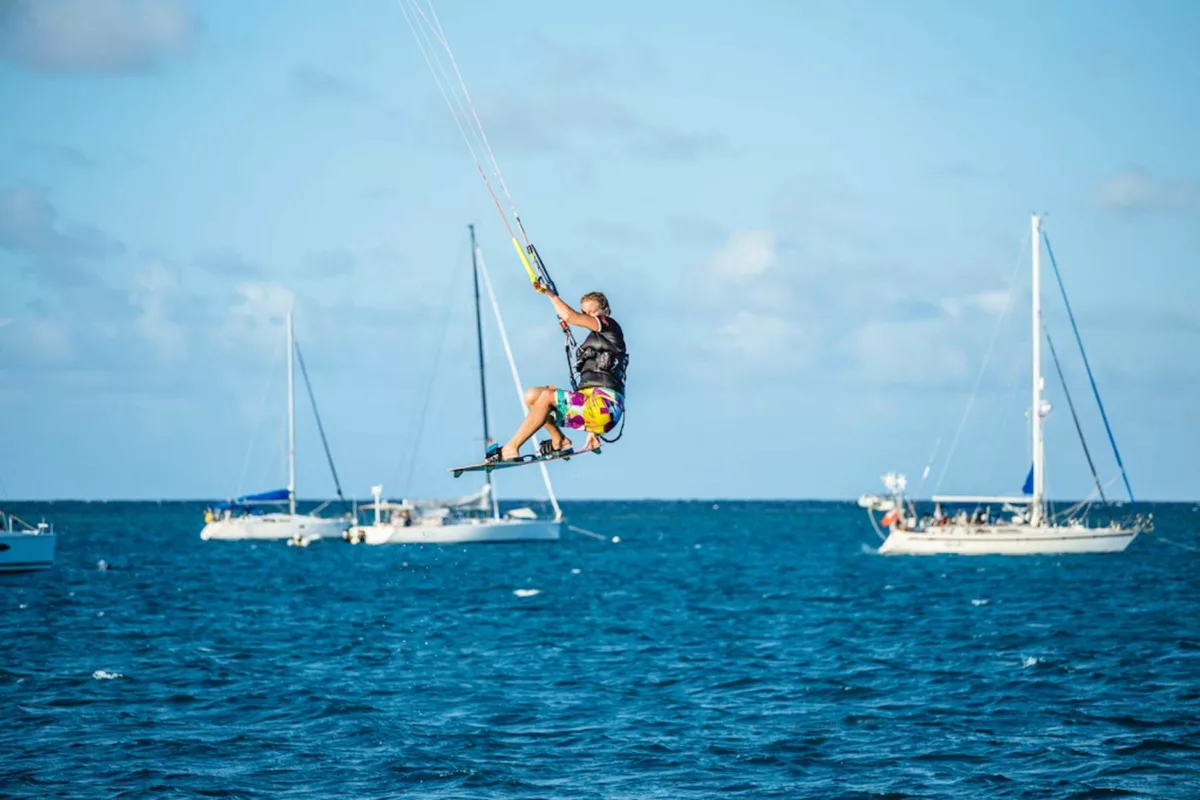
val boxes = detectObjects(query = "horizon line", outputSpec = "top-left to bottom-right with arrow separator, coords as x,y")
0,496 -> 1190,505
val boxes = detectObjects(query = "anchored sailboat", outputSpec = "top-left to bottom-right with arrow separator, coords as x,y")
863,214 -> 1150,555
201,310 -> 350,542
345,225 -> 562,545
0,509 -> 55,572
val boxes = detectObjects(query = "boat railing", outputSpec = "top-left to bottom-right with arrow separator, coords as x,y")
0,510 -> 52,535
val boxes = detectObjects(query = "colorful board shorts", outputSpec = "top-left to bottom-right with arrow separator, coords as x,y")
551,387 -> 624,435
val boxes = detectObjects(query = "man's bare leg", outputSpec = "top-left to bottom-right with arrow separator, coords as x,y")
501,387 -> 558,460
523,386 -> 571,451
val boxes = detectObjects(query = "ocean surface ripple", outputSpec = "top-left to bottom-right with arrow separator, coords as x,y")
2,500 -> 1198,798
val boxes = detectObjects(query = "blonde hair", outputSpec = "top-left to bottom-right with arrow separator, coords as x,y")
580,291 -> 610,315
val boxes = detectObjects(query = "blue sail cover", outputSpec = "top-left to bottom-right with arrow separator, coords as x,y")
1022,465 -> 1034,495
214,488 -> 290,510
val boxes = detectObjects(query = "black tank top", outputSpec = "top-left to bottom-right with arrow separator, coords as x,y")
575,316 -> 627,395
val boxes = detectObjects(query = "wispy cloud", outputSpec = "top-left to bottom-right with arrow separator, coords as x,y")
194,249 -> 263,278
682,217 -> 1025,388
221,281 -> 296,357
291,66 -> 373,103
302,248 -> 358,278
628,127 -> 731,162
707,228 -> 777,280
129,261 -> 187,363
842,318 -> 973,387
0,0 -> 197,73
940,289 -> 1012,318
1094,166 -> 1197,214
0,185 -> 124,264
666,216 -> 728,248
417,37 -> 728,164
469,86 -> 730,163
21,141 -> 95,168
529,36 -> 662,88
0,187 -> 204,375
709,310 -> 818,374
699,227 -> 805,316
0,316 -> 74,367
685,227 -> 817,375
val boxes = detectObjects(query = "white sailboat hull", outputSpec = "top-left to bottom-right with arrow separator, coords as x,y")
0,531 -> 56,572
878,524 -> 1138,556
200,514 -> 348,541
349,518 -> 562,545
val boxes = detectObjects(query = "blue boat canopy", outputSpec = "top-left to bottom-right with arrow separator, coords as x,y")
213,488 -> 290,510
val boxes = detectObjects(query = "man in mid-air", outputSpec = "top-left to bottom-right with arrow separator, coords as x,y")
488,289 -> 627,463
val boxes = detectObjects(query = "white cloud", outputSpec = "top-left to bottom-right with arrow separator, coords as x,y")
707,228 -> 777,280
686,224 -> 1023,387
696,227 -> 799,314
687,227 -> 819,377
0,184 -> 124,264
221,282 -> 295,358
941,289 -> 1012,318
842,285 -> 1019,387
1094,167 -> 1196,213
130,261 -> 186,362
708,310 -> 815,372
846,318 -> 971,385
0,316 -> 74,366
0,0 -> 196,73
971,290 -> 1013,315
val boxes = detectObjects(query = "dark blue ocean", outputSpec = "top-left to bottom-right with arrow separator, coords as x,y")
2,500 -> 1198,799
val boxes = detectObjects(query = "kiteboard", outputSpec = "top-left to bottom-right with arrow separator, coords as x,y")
449,442 -> 600,478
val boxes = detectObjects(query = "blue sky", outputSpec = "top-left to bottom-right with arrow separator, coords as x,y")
2,0 -> 1198,502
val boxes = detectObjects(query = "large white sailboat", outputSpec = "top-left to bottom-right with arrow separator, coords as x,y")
201,311 -> 350,542
346,225 -> 563,545
0,509 -> 55,572
346,482 -> 560,545
863,214 -> 1149,555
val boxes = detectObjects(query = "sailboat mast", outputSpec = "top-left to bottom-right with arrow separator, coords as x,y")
287,309 -> 296,516
470,225 -> 499,519
475,246 -> 563,521
1030,215 -> 1045,525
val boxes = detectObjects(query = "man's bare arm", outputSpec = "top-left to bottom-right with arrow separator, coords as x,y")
547,292 -> 601,332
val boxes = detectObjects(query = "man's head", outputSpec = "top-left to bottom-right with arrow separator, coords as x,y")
580,291 -> 610,317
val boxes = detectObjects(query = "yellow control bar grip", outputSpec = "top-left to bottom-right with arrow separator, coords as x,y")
511,237 -> 538,284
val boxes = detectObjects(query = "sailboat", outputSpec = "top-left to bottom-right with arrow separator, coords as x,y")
863,214 -> 1150,555
0,509 -> 55,572
201,310 -> 350,542
345,225 -> 562,545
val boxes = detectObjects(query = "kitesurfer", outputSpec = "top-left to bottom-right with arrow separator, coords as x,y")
488,289 -> 627,463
